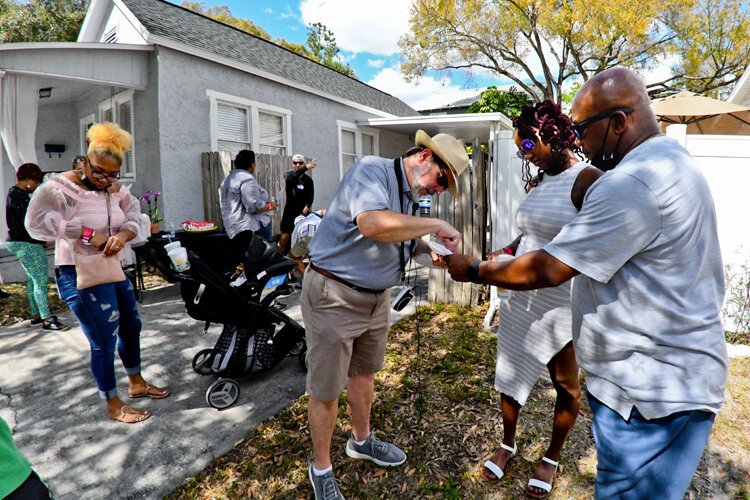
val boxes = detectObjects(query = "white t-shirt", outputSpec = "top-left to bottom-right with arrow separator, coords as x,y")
545,136 -> 727,420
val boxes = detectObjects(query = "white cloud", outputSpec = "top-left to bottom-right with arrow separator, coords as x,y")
367,67 -> 462,109
299,0 -> 410,55
367,59 -> 386,69
279,6 -> 298,20
264,8 -> 273,14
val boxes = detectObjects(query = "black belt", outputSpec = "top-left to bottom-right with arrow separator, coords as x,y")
309,263 -> 385,294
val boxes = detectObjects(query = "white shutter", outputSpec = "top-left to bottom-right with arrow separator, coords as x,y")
342,129 -> 356,155
259,112 -> 285,155
118,100 -> 135,177
218,103 -> 249,142
362,133 -> 375,156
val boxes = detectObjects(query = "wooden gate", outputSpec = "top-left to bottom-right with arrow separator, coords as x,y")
428,137 -> 488,307
200,152 -> 292,235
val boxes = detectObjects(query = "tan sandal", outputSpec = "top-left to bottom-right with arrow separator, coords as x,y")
109,405 -> 151,424
128,382 -> 169,399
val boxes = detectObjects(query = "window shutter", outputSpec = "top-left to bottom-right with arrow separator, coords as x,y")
342,129 -> 356,155
118,101 -> 135,177
362,133 -> 374,156
218,103 -> 249,141
259,112 -> 285,155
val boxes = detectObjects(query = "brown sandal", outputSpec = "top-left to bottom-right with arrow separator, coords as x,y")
128,382 -> 170,399
109,405 -> 151,424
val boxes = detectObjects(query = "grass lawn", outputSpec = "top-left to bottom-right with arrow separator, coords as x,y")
168,303 -> 750,499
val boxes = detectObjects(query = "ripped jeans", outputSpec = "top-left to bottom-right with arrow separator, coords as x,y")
55,266 -> 142,400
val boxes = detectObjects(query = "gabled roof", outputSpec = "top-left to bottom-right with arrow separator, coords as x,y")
115,0 -> 416,117
728,63 -> 750,106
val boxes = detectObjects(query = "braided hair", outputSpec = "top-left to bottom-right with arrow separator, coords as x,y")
512,100 -> 579,192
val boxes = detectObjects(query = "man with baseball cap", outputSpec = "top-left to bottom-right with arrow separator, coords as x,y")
278,153 -> 317,255
301,130 -> 468,499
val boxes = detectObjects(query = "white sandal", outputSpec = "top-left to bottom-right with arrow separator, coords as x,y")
483,442 -> 516,481
527,456 -> 559,498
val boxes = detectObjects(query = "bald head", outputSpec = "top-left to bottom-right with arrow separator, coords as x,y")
574,67 -> 652,114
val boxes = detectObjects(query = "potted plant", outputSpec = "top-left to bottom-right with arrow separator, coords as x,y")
139,190 -> 163,234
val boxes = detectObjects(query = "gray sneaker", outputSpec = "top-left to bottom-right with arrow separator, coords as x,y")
308,463 -> 345,500
345,435 -> 406,467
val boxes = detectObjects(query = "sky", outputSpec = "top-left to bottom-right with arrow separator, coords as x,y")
187,0 -> 511,110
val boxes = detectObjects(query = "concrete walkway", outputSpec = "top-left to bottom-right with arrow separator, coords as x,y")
0,269 -> 427,499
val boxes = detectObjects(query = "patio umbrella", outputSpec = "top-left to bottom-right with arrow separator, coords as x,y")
651,90 -> 750,135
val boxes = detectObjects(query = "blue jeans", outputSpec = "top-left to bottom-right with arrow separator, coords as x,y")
256,222 -> 272,242
55,266 -> 142,400
588,394 -> 715,499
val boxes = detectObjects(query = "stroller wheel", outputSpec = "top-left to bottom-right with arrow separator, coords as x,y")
288,339 -> 306,356
206,379 -> 240,410
192,348 -> 214,375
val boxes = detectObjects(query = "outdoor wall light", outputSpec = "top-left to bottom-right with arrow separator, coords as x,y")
38,87 -> 52,98
44,144 -> 65,158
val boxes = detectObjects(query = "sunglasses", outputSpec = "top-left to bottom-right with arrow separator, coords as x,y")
85,156 -> 120,181
433,156 -> 450,190
516,138 -> 536,160
572,107 -> 634,139
292,161 -> 305,165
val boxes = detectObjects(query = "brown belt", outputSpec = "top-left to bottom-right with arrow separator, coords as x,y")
309,263 -> 385,294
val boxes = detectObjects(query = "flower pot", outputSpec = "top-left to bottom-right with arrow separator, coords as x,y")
150,222 -> 160,235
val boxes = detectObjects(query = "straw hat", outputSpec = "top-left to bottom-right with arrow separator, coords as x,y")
415,130 -> 469,197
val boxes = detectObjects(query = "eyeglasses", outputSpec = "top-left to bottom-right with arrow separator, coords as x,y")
516,138 -> 536,160
571,107 -> 634,139
432,156 -> 450,191
85,156 -> 120,182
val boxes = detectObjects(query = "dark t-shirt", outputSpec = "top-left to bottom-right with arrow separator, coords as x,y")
280,168 -> 314,231
6,186 -> 42,244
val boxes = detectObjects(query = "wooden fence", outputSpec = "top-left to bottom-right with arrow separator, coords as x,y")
200,152 -> 292,235
428,137 -> 488,307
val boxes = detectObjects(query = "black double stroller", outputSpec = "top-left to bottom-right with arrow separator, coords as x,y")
138,230 -> 306,409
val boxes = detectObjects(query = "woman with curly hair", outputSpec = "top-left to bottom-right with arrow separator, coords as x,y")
481,100 -> 601,497
26,122 -> 168,424
6,163 -> 68,330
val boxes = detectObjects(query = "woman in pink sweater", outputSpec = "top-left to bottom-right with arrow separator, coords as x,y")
26,122 -> 168,424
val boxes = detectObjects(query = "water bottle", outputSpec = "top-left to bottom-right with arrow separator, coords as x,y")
269,196 -> 277,215
168,222 -> 176,241
418,196 -> 431,217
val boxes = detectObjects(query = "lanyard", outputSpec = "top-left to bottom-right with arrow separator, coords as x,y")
393,158 -> 418,283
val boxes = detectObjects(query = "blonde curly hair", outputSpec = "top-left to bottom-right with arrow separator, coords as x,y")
86,122 -> 132,164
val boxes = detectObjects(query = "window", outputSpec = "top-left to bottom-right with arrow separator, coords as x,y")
337,121 -> 380,178
207,90 -> 292,160
98,90 -> 136,178
217,103 -> 251,157
341,129 -> 357,173
79,113 -> 95,154
258,112 -> 286,156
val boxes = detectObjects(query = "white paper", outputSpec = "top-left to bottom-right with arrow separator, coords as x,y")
428,241 -> 452,256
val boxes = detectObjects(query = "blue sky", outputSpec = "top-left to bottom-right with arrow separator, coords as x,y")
188,0 -> 509,109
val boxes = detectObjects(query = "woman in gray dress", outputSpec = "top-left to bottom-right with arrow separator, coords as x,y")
481,101 -> 602,498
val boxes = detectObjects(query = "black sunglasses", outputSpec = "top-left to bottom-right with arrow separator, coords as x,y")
292,161 -> 305,165
85,156 -> 120,181
432,156 -> 450,190
516,138 -> 536,160
572,107 -> 634,139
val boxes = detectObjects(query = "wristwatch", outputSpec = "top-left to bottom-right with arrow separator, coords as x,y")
467,259 -> 482,284
81,227 -> 95,245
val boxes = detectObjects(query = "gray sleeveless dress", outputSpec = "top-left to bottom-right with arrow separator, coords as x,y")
494,162 -> 588,405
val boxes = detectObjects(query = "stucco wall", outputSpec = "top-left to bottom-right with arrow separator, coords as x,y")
155,47 -> 412,225
35,102 -> 80,173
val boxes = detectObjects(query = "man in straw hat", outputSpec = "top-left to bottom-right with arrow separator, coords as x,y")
446,67 -> 727,499
301,130 -> 468,499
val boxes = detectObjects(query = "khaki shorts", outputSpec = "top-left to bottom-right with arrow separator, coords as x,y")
300,267 -> 390,401
289,236 -> 311,259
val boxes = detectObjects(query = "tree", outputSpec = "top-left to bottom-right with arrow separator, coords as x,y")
467,86 -> 531,118
181,2 -> 355,78
400,0 -> 750,101
305,22 -> 356,78
0,0 -> 87,43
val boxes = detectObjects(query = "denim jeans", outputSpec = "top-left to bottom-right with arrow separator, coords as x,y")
55,266 -> 142,400
588,394 -> 715,500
